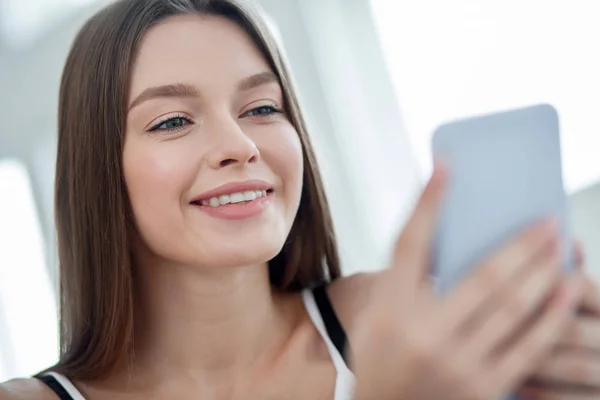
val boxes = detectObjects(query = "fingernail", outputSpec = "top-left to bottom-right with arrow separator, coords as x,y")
555,241 -> 566,261
428,163 -> 447,194
548,237 -> 561,255
542,217 -> 559,232
433,159 -> 446,170
565,280 -> 577,305
432,161 -> 447,181
555,282 -> 575,308
563,276 -> 583,308
573,243 -> 585,268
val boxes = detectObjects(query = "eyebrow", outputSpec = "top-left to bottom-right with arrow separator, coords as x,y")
237,71 -> 279,91
128,83 -> 200,111
128,72 -> 279,111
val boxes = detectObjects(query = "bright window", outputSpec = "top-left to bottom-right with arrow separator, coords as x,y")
370,0 -> 600,194
1,0 -> 101,47
0,159 -> 58,381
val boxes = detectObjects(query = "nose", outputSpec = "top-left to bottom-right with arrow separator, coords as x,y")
206,116 -> 260,169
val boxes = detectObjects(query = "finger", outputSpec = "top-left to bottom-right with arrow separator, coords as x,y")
558,316 -> 600,352
464,242 -> 562,360
519,386 -> 600,400
442,218 -> 558,331
392,162 -> 446,288
574,240 -> 585,269
530,351 -> 600,389
489,272 -> 584,396
579,275 -> 600,316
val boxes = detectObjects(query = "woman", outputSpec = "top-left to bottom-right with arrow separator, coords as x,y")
2,0 -> 600,399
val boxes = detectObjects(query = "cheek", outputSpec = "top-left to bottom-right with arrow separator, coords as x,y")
260,124 -> 304,214
122,136 -> 197,247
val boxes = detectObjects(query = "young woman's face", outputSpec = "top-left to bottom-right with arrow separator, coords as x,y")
123,14 -> 303,269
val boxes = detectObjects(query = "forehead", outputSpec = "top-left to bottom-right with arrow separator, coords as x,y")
129,14 -> 272,97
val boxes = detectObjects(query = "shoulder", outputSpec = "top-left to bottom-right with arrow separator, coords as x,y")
0,378 -> 57,400
326,272 -> 379,342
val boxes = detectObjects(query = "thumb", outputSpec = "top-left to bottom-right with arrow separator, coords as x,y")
392,162 -> 447,289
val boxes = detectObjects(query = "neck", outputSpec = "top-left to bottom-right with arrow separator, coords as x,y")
131,256 -> 299,381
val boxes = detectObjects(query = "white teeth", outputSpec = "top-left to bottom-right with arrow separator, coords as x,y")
197,189 -> 270,207
244,190 -> 257,201
229,192 -> 245,203
219,195 -> 230,205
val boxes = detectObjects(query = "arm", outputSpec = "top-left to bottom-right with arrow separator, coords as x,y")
0,378 -> 58,400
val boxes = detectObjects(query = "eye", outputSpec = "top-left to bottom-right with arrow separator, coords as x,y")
242,104 -> 284,118
148,115 -> 193,133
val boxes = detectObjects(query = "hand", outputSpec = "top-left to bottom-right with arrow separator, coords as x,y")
519,251 -> 600,400
351,163 -> 585,400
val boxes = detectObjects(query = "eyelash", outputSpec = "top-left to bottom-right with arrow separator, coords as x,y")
147,114 -> 192,133
147,104 -> 284,133
242,103 -> 284,118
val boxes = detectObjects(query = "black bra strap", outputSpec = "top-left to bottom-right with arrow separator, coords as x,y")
35,374 -> 75,400
312,284 -> 349,365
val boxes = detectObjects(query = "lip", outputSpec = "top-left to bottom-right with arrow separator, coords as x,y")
190,179 -> 273,203
192,194 -> 272,221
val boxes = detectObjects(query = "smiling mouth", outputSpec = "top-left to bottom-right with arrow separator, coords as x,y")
192,189 -> 274,208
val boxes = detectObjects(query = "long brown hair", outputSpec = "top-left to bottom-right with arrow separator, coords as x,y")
53,0 -> 340,381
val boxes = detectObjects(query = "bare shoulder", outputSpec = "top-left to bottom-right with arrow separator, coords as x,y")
0,378 -> 57,400
326,272 -> 379,341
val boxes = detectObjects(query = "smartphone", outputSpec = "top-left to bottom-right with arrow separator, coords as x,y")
430,104 -> 574,296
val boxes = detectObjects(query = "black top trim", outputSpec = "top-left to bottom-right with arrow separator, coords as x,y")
35,374 -> 75,400
312,284 -> 349,365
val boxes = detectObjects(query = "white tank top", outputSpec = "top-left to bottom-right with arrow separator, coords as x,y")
38,288 -> 356,400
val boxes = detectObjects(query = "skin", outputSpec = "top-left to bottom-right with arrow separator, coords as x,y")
518,272 -> 600,400
2,14 -> 600,400
351,167 -> 600,400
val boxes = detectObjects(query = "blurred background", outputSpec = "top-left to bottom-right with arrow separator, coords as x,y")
0,0 -> 599,382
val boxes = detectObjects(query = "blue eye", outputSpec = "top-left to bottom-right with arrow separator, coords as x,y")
148,116 -> 192,132
243,105 -> 283,118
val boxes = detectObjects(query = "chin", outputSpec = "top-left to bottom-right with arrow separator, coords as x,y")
188,229 -> 288,269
